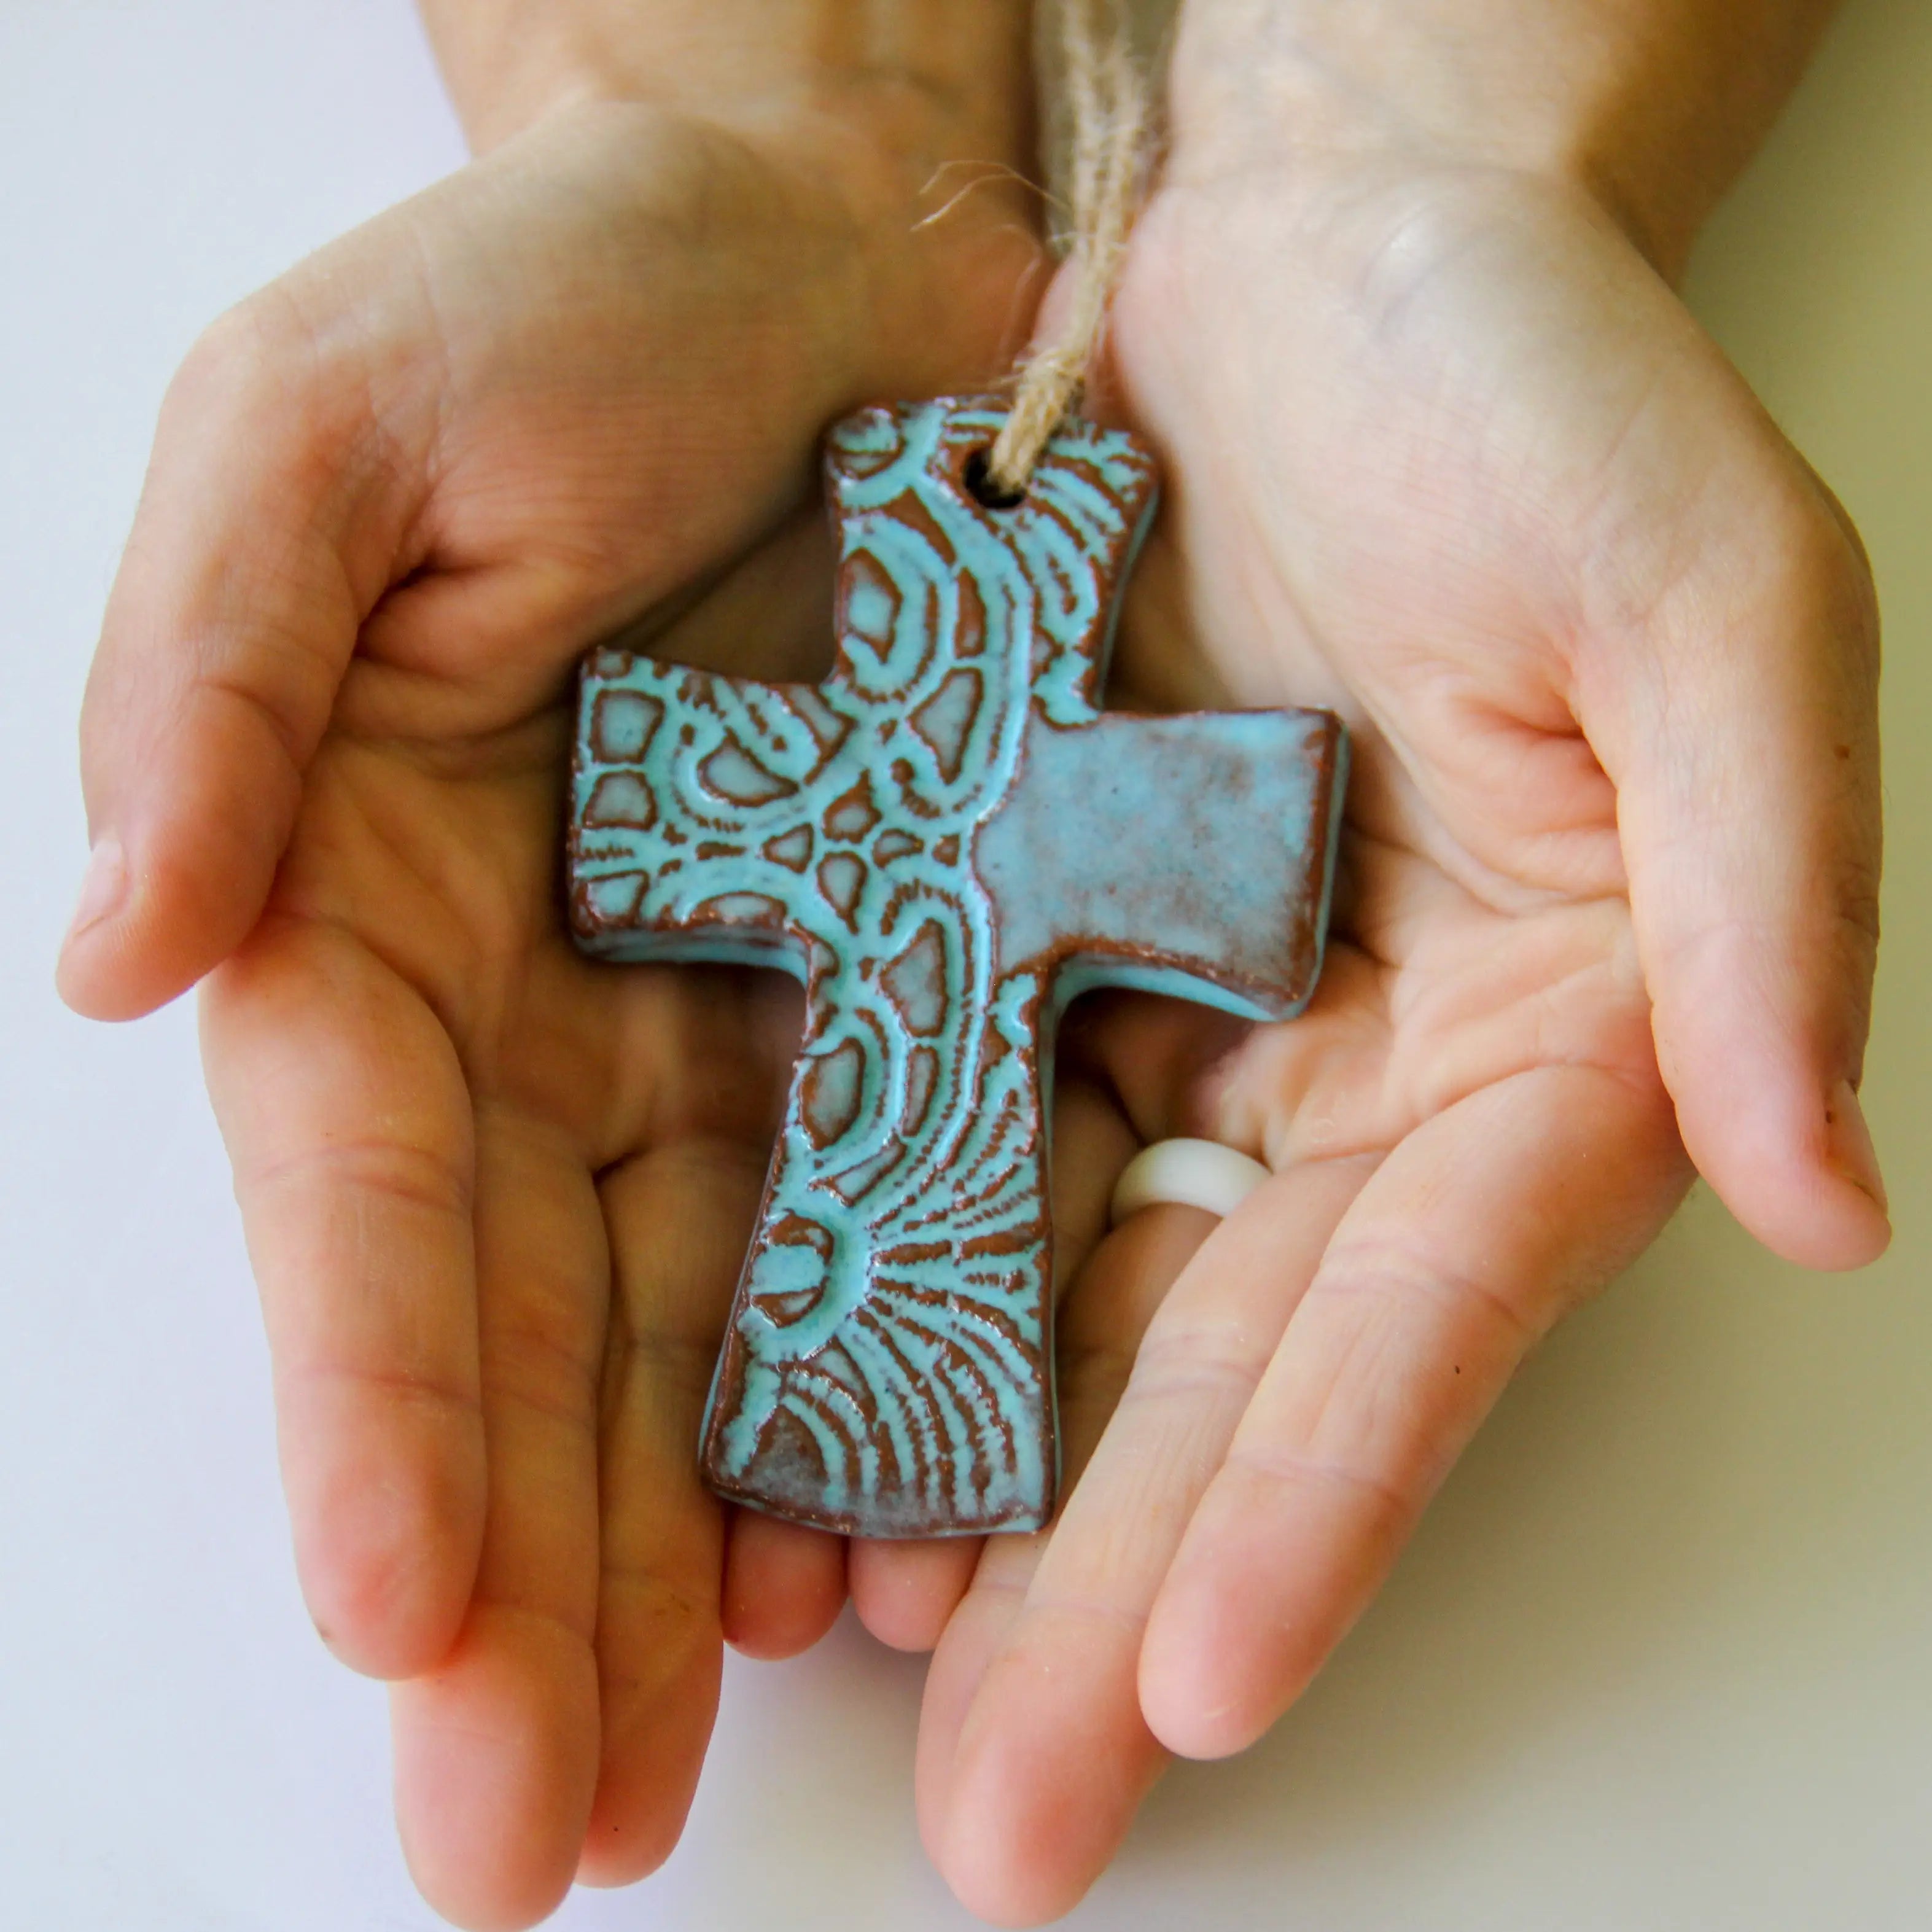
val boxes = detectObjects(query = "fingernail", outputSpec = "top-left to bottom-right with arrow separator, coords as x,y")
1825,1078 -> 1887,1215
66,836 -> 128,945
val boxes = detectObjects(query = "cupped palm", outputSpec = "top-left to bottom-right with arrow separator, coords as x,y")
913,117 -> 1884,1928
61,100 -> 1046,1930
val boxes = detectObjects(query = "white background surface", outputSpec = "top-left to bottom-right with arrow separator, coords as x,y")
3,4 -> 1929,1928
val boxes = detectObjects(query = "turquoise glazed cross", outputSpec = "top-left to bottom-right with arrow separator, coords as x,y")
569,397 -> 1346,1537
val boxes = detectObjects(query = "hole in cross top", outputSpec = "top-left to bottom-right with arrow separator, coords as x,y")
964,447 -> 1027,511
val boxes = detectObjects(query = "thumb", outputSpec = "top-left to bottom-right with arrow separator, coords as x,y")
58,298 -> 416,1020
1589,460 -> 1887,1271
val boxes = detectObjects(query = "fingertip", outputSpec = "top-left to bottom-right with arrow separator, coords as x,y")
927,1594 -> 1167,1928
305,1552 -> 475,1685
936,1670 -> 1157,1929
574,1803 -> 684,1892
56,935 -> 149,1024
575,1556 -> 723,1890
916,1557 -> 1036,1870
285,1396 -> 486,1681
1650,925 -> 1887,1272
573,1637 -> 716,1890
938,1857 -> 1073,1932
55,832 -> 126,975
1823,1075 -> 1890,1226
1138,1462 -> 1400,1766
849,1537 -> 980,1653
57,773 -> 292,1019
55,837 -> 157,1021
720,1512 -> 846,1660
1732,1170 -> 1891,1274
933,1745 -> 1078,1929
1137,1573 -> 1273,1763
392,1607 -> 599,1932
1141,1700 -> 1261,1764
575,1646 -> 722,1885
1678,1067 -> 1892,1272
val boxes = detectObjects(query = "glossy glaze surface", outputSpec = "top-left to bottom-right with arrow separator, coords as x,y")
571,397 -> 1345,1534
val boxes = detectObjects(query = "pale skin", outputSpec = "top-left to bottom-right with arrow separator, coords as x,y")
58,1 -> 1887,1927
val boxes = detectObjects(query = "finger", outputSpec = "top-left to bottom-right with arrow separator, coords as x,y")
923,1155 -> 1371,1926
851,1065 -> 1135,1654
391,1107 -> 607,1932
916,1207 -> 1211,1924
1140,1064 -> 1687,1760
607,969 -> 843,1667
847,1536 -> 983,1654
58,295 -> 415,1021
684,931 -> 840,1670
576,1138 -> 767,1889
721,1511 -> 847,1660
200,913 -> 485,1680
1583,455 -> 1887,1269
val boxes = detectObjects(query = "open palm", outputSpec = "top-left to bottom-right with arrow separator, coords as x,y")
910,96 -> 1888,1931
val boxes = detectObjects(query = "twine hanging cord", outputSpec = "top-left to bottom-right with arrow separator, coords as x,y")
982,0 -> 1152,502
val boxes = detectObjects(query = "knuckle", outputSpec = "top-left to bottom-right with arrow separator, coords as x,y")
172,292 -> 317,424
1763,480 -> 1882,678
619,1323 -> 722,1409
1840,901 -> 1882,972
599,1559 -> 712,1642
1315,1236 -> 1538,1347
1306,1236 -> 1545,1360
1120,1320 -> 1265,1409
241,1132 -> 473,1224
1626,467 -> 1880,693
1223,1439 -> 1411,1520
1055,1328 -> 1139,1409
165,284 -> 380,480
1821,879 -> 1882,1060
481,1310 -> 602,1437
1832,846 -> 1884,951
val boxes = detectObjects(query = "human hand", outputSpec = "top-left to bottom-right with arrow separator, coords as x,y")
56,21 -> 1042,1923
906,1 -> 1889,1918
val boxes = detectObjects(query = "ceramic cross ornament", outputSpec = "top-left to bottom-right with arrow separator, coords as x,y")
568,397 -> 1346,1538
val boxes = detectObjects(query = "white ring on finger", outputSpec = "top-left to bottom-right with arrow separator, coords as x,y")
1108,1138 -> 1274,1229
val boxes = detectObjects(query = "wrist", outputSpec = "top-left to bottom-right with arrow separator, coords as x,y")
1170,0 -> 1839,276
418,1 -> 1034,177
417,2 -> 1045,402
